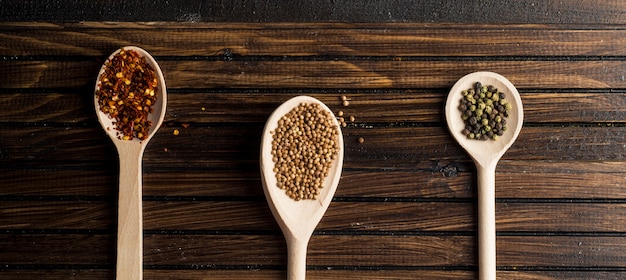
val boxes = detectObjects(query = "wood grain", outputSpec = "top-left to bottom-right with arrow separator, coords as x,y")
3,1 -> 626,23
1,23 -> 626,56
2,60 -> 625,89
4,91 -> 626,124
3,22 -> 626,279
3,200 -> 626,233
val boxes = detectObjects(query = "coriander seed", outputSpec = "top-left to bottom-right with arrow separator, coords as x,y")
270,102 -> 340,201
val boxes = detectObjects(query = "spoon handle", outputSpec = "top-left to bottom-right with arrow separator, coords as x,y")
477,163 -> 497,280
286,237 -> 309,280
116,147 -> 144,280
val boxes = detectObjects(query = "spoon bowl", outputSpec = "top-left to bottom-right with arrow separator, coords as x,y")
260,96 -> 344,280
94,46 -> 167,280
95,46 -> 167,143
445,72 -> 523,165
445,71 -> 523,280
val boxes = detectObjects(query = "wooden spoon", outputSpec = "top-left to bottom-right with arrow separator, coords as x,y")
260,96 -> 344,280
94,46 -> 167,280
444,72 -> 523,280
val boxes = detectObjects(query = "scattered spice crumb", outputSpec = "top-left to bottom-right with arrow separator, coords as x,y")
358,137 -> 364,144
201,107 -> 206,111
173,129 -> 180,136
164,147 -> 168,152
181,123 -> 190,128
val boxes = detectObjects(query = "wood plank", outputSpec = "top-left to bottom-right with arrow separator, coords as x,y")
0,201 -> 114,230
0,234 -> 114,264
0,270 -> 112,280
144,235 -> 626,267
2,23 -> 626,56
142,201 -> 475,232
2,268 -> 626,280
4,200 -> 626,233
2,234 -> 626,269
1,60 -> 625,89
143,234 -> 475,267
2,125 -> 626,169
144,270 -> 626,280
5,160 -> 626,199
497,203 -> 626,232
2,1 -> 626,23
146,270 -> 476,280
498,236 -> 626,267
4,91 -> 626,124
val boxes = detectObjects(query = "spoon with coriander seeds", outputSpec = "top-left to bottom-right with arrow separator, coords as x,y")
445,72 -> 523,280
260,96 -> 344,280
94,46 -> 167,280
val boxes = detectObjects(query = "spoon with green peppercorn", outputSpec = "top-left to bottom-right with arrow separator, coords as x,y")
444,72 -> 523,280
94,46 -> 167,280
260,96 -> 344,280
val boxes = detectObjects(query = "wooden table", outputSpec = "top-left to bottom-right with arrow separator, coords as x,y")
2,3 -> 626,279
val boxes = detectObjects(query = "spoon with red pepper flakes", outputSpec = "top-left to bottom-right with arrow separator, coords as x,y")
94,46 -> 166,280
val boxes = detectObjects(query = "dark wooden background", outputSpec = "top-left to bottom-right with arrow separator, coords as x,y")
2,1 -> 626,279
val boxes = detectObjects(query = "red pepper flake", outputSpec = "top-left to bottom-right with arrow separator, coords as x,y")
181,123 -> 190,128
96,49 -> 158,140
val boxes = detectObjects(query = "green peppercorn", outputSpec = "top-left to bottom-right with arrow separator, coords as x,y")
458,81 -> 511,141
485,106 -> 492,114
